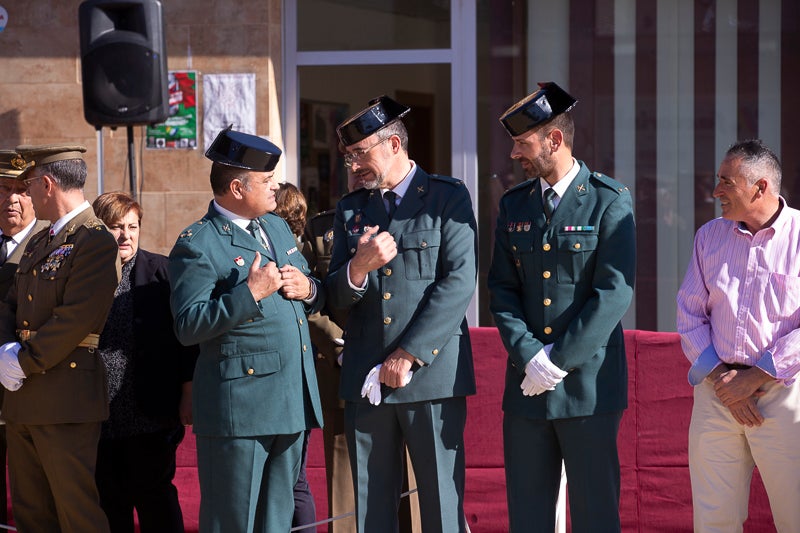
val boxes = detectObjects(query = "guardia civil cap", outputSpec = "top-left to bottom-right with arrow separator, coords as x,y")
499,82 -> 578,137
205,125 -> 282,172
0,150 -> 28,180
13,144 -> 88,177
336,95 -> 411,147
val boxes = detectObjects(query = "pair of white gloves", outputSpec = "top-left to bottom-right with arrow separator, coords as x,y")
0,342 -> 25,392
360,363 -> 413,405
520,346 -> 568,396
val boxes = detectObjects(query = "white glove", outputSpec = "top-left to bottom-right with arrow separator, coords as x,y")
360,364 -> 414,406
361,364 -> 383,405
520,349 -> 567,396
334,338 -> 344,366
0,342 -> 25,392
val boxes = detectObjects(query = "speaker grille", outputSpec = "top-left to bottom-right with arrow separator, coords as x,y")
84,42 -> 161,117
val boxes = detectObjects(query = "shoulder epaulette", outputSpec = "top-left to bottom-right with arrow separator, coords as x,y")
429,174 -> 463,186
589,171 -> 629,194
177,218 -> 209,240
84,218 -> 105,230
503,178 -> 536,196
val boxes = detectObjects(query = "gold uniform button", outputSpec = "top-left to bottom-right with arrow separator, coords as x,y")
303,344 -> 307,352
574,243 -> 581,250
69,362 -> 77,369
383,292 -> 391,300
543,271 -> 551,279
383,317 -> 392,325
384,268 -> 392,276
512,245 -> 517,252
432,349 -> 439,355
33,269 -> 37,277
421,241 -> 427,248
299,319 -> 304,325
543,298 -> 552,306
350,247 -> 356,254
247,368 -> 255,375
22,320 -> 29,327
543,243 -> 551,251
515,259 -> 521,267
27,294 -> 32,301
544,326 -> 552,335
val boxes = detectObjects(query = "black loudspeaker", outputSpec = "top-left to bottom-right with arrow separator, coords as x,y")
79,0 -> 168,127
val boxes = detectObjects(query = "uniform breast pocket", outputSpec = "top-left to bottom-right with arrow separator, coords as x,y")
508,234 -> 536,281
401,230 -> 441,280
218,348 -> 282,381
765,272 -> 800,323
556,233 -> 598,284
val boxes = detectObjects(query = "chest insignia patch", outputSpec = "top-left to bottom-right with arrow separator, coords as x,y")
41,244 -> 74,275
234,256 -> 245,266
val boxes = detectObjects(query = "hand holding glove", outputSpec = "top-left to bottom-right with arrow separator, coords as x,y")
361,363 -> 413,406
520,349 -> 567,396
0,342 -> 25,392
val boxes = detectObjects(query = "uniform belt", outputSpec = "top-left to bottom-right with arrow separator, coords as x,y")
16,329 -> 100,349
726,363 -> 751,370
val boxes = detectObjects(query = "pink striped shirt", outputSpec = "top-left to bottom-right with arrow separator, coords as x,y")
677,198 -> 800,385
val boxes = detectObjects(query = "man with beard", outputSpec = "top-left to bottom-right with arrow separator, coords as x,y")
325,95 -> 477,532
488,82 -> 636,532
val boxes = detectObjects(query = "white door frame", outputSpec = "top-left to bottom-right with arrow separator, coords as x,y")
282,0 -> 479,326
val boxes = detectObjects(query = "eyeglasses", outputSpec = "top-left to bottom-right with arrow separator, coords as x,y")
23,175 -> 43,189
343,137 -> 388,166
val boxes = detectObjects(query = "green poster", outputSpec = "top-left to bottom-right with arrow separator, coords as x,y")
146,70 -> 198,149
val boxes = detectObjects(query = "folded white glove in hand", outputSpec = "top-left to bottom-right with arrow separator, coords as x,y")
0,342 -> 25,392
360,364 -> 414,406
520,350 -> 568,397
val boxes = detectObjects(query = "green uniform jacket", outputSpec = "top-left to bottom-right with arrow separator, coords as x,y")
488,161 -> 636,420
326,168 -> 478,403
168,202 -> 323,437
0,207 -> 120,424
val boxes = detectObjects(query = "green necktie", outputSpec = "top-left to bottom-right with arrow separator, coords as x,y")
248,219 -> 269,250
543,187 -> 557,222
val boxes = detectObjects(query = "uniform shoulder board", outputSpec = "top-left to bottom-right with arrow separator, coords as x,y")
85,218 -> 105,230
177,218 -> 209,240
310,208 -> 336,221
429,174 -> 463,186
503,178 -> 535,196
340,187 -> 370,201
590,171 -> 629,194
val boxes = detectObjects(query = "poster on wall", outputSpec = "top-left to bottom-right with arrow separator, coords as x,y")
202,73 -> 257,152
146,70 -> 198,149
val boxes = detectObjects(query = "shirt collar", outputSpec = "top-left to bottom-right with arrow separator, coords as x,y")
541,158 -> 579,200
213,200 -> 253,231
51,200 -> 91,236
381,161 -> 418,200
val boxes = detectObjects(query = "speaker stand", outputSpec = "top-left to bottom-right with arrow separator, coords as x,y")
126,125 -> 138,202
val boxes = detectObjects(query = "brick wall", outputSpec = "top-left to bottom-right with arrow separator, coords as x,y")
0,0 -> 283,256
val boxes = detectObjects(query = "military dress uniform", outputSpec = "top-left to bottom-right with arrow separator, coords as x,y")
326,167 -> 477,532
169,206 -> 324,532
0,206 -> 120,532
488,162 -> 636,532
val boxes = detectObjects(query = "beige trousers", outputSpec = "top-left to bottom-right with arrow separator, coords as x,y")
689,378 -> 800,533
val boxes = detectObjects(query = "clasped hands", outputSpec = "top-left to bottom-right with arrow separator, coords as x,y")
708,365 -> 772,427
520,350 -> 567,396
361,349 -> 415,406
246,252 -> 313,301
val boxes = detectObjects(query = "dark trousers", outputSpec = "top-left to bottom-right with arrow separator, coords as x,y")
504,411 -> 623,533
293,429 -> 317,532
95,426 -> 186,533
